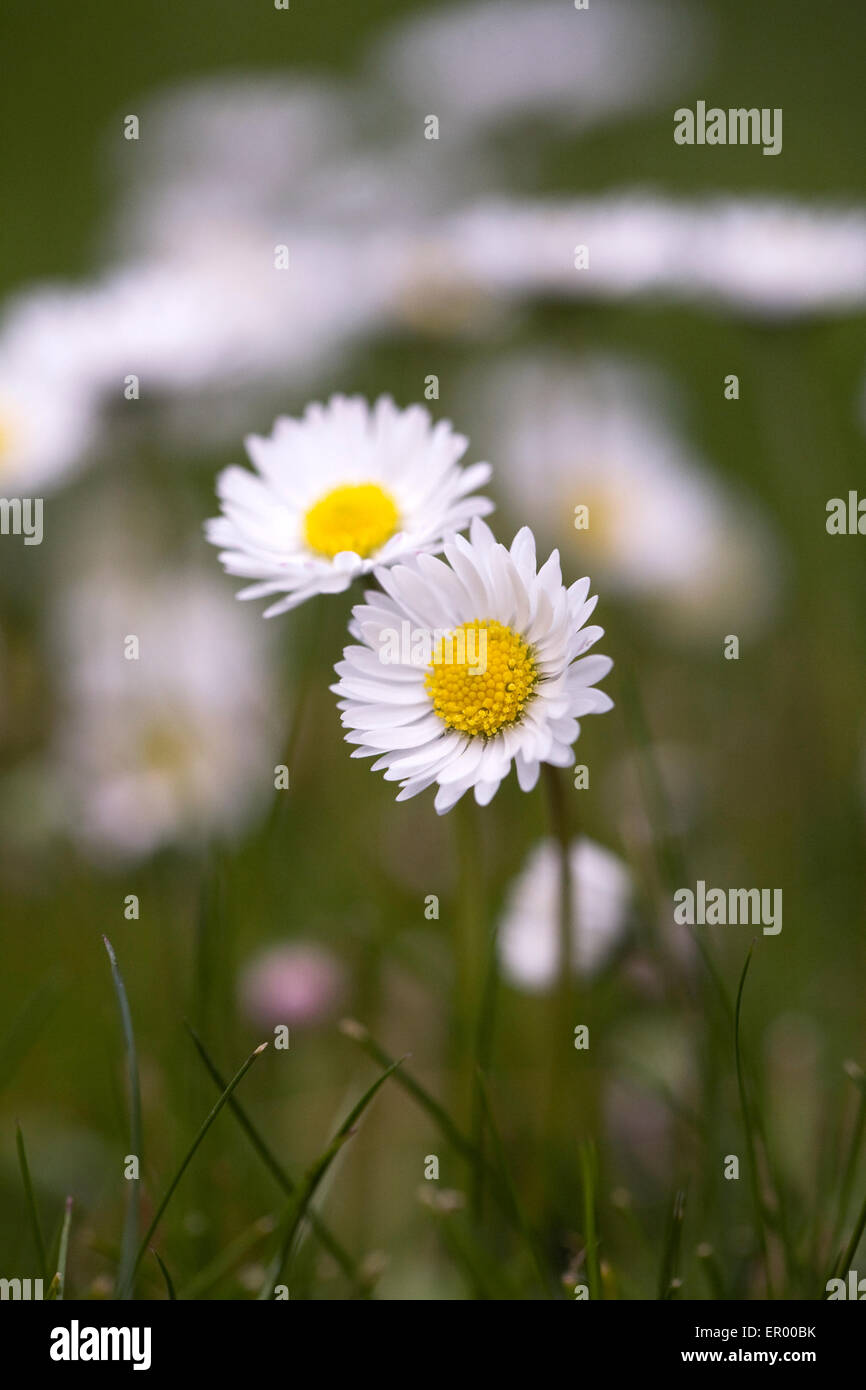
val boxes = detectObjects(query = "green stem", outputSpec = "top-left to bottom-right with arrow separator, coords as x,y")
452,798 -> 487,1199
55,1197 -> 73,1300
103,937 -> 142,1300
15,1124 -> 48,1281
734,944 -> 773,1298
833,1187 -> 866,1284
831,1063 -> 866,1252
542,765 -> 582,1167
579,1140 -> 602,1300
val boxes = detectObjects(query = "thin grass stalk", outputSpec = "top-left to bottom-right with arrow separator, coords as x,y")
15,1123 -> 48,1281
734,943 -> 773,1297
103,937 -> 141,1299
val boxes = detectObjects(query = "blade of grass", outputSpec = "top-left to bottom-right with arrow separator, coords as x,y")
259,1053 -> 407,1300
151,1248 -> 176,1300
52,1196 -> 73,1300
831,1185 -> 866,1284
696,1241 -> 726,1299
183,1020 -> 364,1291
15,1123 -> 48,1280
103,937 -> 141,1300
120,1039 -> 268,1296
831,1061 -> 866,1252
658,1185 -> 688,1299
734,941 -> 773,1298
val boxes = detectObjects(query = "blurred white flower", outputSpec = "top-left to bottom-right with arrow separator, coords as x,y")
3,231 -> 382,398
690,200 -> 866,316
473,352 -> 781,641
108,76 -> 354,257
239,943 -> 346,1029
374,0 -> 706,136
207,395 -> 493,616
53,566 -> 281,863
0,228 -> 394,478
436,195 -> 866,317
0,286 -> 106,493
498,836 -> 632,991
0,362 -> 96,495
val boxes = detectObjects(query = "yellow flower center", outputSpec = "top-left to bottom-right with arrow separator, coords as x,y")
425,619 -> 538,738
140,723 -> 194,778
303,482 -> 400,559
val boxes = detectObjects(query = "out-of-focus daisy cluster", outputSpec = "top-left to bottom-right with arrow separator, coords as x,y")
2,0 -> 866,500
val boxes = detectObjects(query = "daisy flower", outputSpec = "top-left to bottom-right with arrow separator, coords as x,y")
374,0 -> 705,138
333,517 -> 612,813
0,364 -> 96,495
471,352 -> 781,642
498,836 -> 632,991
206,395 -> 493,616
53,563 -> 281,864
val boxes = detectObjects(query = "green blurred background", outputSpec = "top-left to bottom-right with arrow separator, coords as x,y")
1,0 -> 865,1299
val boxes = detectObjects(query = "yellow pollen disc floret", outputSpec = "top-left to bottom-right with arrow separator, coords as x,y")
303,482 -> 400,559
425,619 -> 538,738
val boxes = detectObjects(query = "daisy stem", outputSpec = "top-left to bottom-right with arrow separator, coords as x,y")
453,798 -> 488,1191
542,765 -> 581,1165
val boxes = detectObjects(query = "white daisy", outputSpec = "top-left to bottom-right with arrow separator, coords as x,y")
498,836 -> 632,990
332,517 -> 612,813
206,395 -> 493,616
